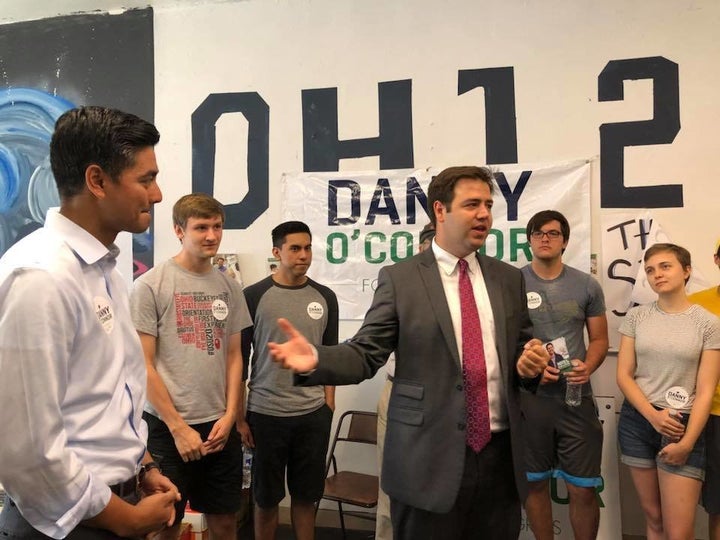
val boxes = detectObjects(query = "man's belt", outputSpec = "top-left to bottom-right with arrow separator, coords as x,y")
109,476 -> 137,497
109,461 -> 161,498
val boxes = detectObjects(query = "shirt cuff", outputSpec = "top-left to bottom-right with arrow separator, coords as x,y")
299,345 -> 319,376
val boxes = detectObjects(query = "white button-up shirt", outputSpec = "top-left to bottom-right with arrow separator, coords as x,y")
0,211 -> 147,538
432,242 -> 509,431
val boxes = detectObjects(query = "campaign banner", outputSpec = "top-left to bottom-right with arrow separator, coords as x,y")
283,161 -> 591,320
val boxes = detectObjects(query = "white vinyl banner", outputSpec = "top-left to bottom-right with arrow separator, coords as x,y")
283,161 -> 591,319
601,211 -> 709,350
519,396 -> 622,540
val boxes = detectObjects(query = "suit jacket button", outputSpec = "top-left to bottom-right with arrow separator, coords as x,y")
458,423 -> 465,430
456,384 -> 463,391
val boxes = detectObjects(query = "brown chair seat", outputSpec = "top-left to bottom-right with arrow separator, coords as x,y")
323,471 -> 379,507
318,410 -> 379,538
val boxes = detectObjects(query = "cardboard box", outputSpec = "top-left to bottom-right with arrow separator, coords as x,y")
184,507 -> 208,540
178,522 -> 192,540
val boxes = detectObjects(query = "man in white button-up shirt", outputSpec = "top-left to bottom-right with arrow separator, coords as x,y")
0,106 -> 179,539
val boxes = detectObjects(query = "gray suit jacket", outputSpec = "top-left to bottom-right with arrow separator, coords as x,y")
299,249 -> 534,513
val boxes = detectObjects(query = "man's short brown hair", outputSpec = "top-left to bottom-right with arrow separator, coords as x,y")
427,166 -> 495,226
172,193 -> 225,229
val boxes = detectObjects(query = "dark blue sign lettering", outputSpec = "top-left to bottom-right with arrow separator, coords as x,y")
494,170 -> 531,221
191,92 -> 269,228
598,57 -> 682,208
302,80 -> 414,171
328,179 -> 361,226
458,67 -> 518,165
366,178 -> 400,225
406,176 -> 429,225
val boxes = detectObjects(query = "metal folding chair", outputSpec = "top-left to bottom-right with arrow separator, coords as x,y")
319,410 -> 379,538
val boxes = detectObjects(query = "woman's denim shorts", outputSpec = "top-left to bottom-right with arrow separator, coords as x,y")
618,400 -> 705,481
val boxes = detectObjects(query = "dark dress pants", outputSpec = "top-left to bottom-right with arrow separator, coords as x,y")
391,430 -> 521,540
0,495 -> 141,540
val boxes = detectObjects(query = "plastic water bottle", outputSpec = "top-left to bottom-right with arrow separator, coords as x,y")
660,409 -> 679,448
242,446 -> 253,489
556,358 -> 581,407
565,382 -> 582,407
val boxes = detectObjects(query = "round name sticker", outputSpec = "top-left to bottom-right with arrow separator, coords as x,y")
307,301 -> 324,320
212,299 -> 229,321
665,386 -> 690,409
526,291 -> 542,309
94,296 -> 114,334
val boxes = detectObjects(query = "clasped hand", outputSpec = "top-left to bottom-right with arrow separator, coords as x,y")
517,338 -> 550,379
172,413 -> 233,462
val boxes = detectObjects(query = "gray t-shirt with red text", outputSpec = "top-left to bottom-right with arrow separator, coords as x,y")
131,259 -> 251,423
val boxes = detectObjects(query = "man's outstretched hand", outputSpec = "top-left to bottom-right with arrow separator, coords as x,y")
268,318 -> 319,373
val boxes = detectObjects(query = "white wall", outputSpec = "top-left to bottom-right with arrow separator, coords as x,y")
148,0 -> 720,274
149,3 -> 719,532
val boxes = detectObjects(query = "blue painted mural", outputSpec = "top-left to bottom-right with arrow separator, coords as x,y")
0,8 -> 154,274
0,88 -> 73,255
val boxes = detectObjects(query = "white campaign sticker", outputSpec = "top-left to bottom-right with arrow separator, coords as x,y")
94,296 -> 114,334
526,291 -> 542,309
212,299 -> 229,321
307,301 -> 324,320
665,386 -> 690,409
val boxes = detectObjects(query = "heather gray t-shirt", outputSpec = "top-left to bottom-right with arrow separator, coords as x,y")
242,276 -> 338,417
131,259 -> 251,424
619,302 -> 720,412
521,264 -> 606,399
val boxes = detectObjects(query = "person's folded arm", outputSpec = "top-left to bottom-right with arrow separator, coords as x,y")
616,334 -> 674,438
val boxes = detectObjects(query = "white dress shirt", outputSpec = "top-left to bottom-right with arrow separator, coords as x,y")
432,241 -> 509,431
0,211 -> 147,538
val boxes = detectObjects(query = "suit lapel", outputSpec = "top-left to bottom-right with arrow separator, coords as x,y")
477,254 -> 509,381
418,250 -> 461,368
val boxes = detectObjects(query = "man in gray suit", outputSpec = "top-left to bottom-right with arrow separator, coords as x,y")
269,166 -> 549,539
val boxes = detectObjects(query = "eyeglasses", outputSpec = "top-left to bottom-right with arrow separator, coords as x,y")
530,230 -> 563,240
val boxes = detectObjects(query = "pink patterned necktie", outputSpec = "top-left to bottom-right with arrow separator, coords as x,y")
457,258 -> 491,452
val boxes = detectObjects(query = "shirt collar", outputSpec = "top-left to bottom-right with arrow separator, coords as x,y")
431,240 -> 480,276
45,209 -> 119,266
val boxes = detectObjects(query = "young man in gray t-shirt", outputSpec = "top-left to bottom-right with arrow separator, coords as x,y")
237,221 -> 337,540
520,210 -> 609,540
131,194 -> 251,540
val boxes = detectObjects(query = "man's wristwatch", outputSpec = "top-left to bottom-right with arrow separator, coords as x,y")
139,460 -> 161,483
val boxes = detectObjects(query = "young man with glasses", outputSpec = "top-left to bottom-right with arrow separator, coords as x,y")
521,210 -> 609,540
